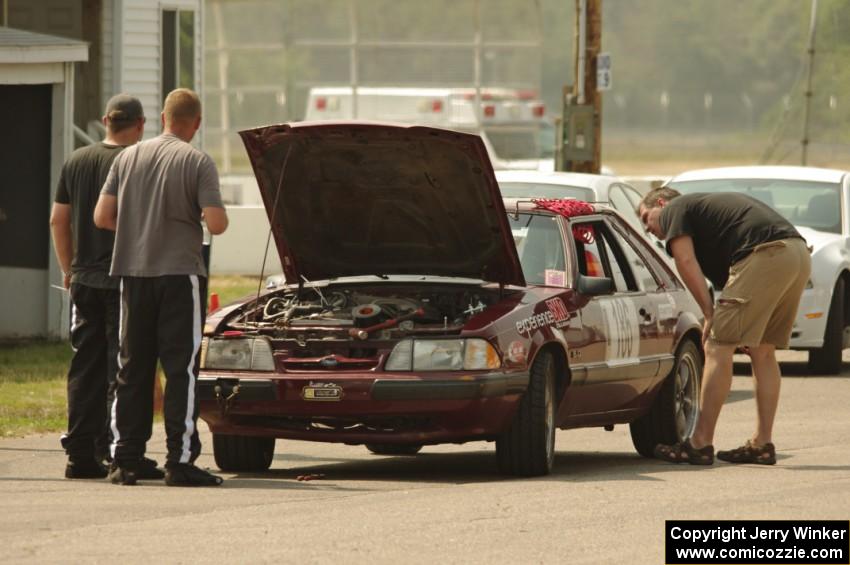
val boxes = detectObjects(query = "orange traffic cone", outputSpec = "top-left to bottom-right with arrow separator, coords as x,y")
208,292 -> 220,314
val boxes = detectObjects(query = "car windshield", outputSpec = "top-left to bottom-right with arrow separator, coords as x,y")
499,182 -> 594,201
484,123 -> 554,161
508,213 -> 567,286
668,178 -> 843,234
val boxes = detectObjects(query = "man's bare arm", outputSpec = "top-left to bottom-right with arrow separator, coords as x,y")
203,206 -> 228,235
93,194 -> 117,231
49,203 -> 73,288
669,235 -> 713,319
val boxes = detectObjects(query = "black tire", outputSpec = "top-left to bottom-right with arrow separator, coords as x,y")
212,433 -> 275,472
365,444 -> 423,456
495,352 -> 557,477
630,339 -> 702,458
808,279 -> 845,375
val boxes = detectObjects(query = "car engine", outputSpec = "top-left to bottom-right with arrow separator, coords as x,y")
223,284 -> 501,344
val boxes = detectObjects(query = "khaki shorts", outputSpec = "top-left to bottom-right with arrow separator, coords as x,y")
710,238 -> 811,348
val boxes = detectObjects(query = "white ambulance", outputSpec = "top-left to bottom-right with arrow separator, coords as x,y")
304,86 -> 555,171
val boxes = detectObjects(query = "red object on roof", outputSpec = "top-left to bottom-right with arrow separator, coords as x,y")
532,198 -> 595,218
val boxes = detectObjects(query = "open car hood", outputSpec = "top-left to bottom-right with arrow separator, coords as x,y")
239,121 -> 525,286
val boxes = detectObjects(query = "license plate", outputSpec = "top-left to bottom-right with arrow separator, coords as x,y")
301,382 -> 344,401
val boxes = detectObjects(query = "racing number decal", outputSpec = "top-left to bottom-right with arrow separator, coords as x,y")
600,297 -> 640,362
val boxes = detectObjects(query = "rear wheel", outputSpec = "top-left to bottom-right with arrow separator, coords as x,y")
808,279 -> 845,375
630,339 -> 702,457
212,433 -> 275,472
496,352 -> 557,476
365,444 -> 423,456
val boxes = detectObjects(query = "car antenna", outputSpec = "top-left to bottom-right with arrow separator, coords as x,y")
254,142 -> 294,324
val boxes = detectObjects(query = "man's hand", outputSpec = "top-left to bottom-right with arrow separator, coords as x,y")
702,316 -> 714,348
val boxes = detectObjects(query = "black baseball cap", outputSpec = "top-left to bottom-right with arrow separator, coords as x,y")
104,93 -> 144,122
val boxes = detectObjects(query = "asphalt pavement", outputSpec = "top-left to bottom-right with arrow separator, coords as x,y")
1,351 -> 848,564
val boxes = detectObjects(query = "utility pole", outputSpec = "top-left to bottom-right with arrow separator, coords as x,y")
558,0 -> 603,173
801,0 -> 818,166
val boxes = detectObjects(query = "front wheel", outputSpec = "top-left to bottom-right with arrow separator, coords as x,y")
808,279 -> 844,375
496,352 -> 557,476
212,433 -> 275,472
630,339 -> 702,457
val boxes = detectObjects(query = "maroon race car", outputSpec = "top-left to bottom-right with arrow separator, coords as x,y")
198,122 -> 704,476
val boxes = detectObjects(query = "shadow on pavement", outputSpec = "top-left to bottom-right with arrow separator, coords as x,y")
221,447 -> 722,488
725,388 -> 754,404
734,359 -> 850,378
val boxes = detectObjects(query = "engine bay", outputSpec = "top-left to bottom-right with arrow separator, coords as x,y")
222,283 -> 504,343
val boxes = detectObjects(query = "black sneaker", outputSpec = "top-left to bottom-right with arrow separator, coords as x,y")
137,457 -> 165,480
65,458 -> 108,479
108,462 -> 138,486
164,463 -> 223,487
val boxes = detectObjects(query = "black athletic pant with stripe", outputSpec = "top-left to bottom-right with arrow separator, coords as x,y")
111,275 -> 207,466
62,283 -> 119,461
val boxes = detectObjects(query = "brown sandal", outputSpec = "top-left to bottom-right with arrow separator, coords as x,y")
717,440 -> 776,465
654,440 -> 714,465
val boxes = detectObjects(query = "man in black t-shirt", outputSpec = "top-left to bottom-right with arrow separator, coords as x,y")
49,94 -> 157,479
638,187 -> 810,466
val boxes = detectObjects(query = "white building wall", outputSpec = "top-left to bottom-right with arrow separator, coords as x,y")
104,0 -> 203,140
0,60 -> 78,338
101,0 -> 113,102
209,206 -> 282,276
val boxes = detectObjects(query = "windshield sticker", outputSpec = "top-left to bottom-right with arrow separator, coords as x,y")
515,297 -> 570,335
545,269 -> 566,286
600,297 -> 640,362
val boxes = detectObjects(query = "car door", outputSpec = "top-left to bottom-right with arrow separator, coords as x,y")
561,215 -> 658,417
607,217 -> 677,362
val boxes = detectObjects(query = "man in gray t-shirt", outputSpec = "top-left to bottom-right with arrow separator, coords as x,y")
95,88 -> 228,487
101,128 -> 223,277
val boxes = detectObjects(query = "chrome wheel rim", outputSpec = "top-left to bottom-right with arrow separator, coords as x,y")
674,351 -> 699,441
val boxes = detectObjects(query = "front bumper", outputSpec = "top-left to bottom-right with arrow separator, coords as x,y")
197,370 -> 529,444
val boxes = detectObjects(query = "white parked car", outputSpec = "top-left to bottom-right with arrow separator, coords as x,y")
496,170 -> 646,232
667,166 -> 850,374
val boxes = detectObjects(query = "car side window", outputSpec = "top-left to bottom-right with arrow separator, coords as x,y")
612,220 -> 680,290
607,224 -> 660,291
600,234 -> 630,291
509,213 -> 567,286
622,184 -> 643,210
572,219 -> 637,292
608,185 -> 643,233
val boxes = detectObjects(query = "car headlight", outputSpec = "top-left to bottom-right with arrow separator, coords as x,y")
201,337 -> 275,371
385,338 -> 501,371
